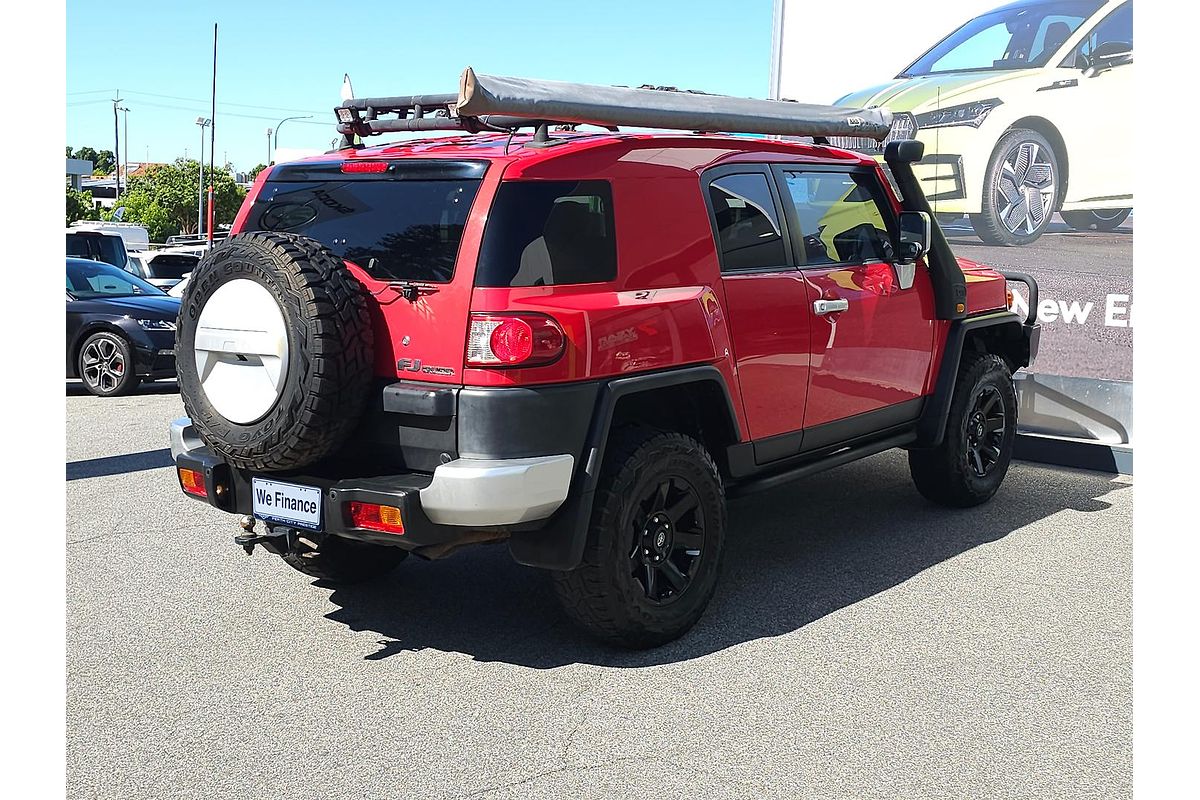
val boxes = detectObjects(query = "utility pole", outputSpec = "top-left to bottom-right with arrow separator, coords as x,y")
196,117 -> 211,235
117,105 -> 130,193
112,92 -> 122,201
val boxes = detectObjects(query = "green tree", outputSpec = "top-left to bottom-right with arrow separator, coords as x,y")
248,163 -> 268,182
113,158 -> 246,240
66,187 -> 95,225
72,146 -> 115,174
66,145 -> 74,159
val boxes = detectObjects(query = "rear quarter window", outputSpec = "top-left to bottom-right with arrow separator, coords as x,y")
476,180 -> 617,287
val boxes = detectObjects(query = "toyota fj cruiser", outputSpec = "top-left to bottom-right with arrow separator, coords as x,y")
170,69 -> 1039,648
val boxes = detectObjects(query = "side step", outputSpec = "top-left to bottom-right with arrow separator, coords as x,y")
727,432 -> 916,498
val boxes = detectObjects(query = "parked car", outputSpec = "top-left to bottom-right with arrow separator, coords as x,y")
126,249 -> 200,291
832,0 -> 1132,245
66,257 -> 180,396
169,69 -> 1038,648
68,221 -> 150,253
66,228 -> 129,270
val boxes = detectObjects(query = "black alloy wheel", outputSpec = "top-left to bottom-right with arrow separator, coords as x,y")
630,476 -> 706,604
964,385 -> 1006,478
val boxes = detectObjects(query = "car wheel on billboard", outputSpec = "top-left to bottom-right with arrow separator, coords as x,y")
1061,208 -> 1132,232
970,129 -> 1060,247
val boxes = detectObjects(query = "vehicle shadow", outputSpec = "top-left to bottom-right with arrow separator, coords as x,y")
66,448 -> 174,481
322,452 -> 1129,668
66,380 -> 179,397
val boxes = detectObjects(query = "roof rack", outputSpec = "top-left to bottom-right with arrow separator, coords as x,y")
334,67 -> 893,143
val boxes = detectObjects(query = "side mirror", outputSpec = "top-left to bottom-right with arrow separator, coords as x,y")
897,210 -> 931,263
1084,41 -> 1132,76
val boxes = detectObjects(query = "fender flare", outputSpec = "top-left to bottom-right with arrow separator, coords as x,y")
914,312 -> 1039,448
507,365 -> 740,571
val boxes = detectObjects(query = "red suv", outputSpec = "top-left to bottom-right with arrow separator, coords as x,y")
170,70 -> 1038,648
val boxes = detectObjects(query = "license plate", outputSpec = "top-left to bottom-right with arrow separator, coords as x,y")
252,478 -> 323,530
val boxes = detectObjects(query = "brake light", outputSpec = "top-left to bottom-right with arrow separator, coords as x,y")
347,502 -> 405,534
179,467 -> 207,498
341,161 -> 389,173
466,314 -> 565,367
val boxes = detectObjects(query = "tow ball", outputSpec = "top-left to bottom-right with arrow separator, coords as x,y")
233,515 -> 267,555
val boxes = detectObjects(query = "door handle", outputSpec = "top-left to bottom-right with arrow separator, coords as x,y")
813,298 -> 849,315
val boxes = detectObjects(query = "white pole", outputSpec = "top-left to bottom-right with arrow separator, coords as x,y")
198,124 -> 205,236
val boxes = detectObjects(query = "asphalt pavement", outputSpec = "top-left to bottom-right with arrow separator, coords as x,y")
66,384 -> 1132,799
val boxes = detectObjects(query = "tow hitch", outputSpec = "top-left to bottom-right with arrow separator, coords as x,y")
233,515 -> 269,555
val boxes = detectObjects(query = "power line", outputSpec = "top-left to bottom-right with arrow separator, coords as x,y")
122,89 -> 328,116
67,88 -> 119,96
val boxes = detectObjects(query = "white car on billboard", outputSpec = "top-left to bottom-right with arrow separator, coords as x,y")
832,0 -> 1132,245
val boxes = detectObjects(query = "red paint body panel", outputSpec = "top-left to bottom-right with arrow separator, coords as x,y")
225,132 -> 1013,447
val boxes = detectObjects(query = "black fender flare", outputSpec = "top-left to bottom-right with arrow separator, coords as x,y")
914,312 -> 1039,448
507,365 -> 740,571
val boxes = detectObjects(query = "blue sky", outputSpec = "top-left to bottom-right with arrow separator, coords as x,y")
67,0 -> 774,172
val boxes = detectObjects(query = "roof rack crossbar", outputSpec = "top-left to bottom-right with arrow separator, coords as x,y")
333,67 -> 894,142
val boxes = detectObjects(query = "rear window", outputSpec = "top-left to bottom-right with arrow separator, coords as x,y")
145,254 -> 198,279
66,233 -> 127,270
476,180 -> 616,287
243,162 -> 484,283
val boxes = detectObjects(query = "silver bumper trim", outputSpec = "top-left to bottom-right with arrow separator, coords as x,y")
420,455 -> 575,526
169,417 -> 204,462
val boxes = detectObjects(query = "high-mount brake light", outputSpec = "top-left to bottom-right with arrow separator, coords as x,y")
341,161 -> 389,174
347,501 -> 405,534
466,314 -> 565,367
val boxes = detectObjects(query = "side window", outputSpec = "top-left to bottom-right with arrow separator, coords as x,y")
780,170 -> 893,266
476,180 -> 616,287
1063,1 -> 1132,68
707,173 -> 788,271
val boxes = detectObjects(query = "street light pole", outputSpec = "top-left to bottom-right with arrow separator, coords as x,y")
196,117 -> 211,235
273,115 -> 313,160
266,128 -> 273,165
112,93 -> 122,201
117,105 -> 130,194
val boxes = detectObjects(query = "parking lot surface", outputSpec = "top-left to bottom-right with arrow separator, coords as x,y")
66,382 -> 1131,800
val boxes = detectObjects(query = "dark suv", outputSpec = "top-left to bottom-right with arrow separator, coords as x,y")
170,70 -> 1038,648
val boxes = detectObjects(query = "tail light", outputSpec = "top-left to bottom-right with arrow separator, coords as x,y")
347,502 -> 405,534
466,313 -> 565,367
179,467 -> 207,498
1006,286 -> 1015,309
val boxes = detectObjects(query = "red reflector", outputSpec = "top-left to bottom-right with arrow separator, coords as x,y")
179,467 -> 207,498
466,314 -> 565,367
347,501 -> 405,534
341,161 -> 389,173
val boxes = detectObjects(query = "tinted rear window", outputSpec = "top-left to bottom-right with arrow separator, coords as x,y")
476,180 -> 616,287
244,169 -> 483,283
146,254 -> 199,279
66,233 -> 127,269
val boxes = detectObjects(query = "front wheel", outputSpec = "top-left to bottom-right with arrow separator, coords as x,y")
908,353 -> 1017,508
1061,208 -> 1131,232
970,129 -> 1060,246
552,428 -> 726,649
78,332 -> 141,396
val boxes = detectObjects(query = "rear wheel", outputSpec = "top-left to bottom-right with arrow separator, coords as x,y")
1061,208 -> 1131,232
278,534 -> 408,585
909,353 -> 1017,508
552,428 -> 726,649
78,332 -> 140,396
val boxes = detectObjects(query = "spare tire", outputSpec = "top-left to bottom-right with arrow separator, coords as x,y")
176,232 -> 374,471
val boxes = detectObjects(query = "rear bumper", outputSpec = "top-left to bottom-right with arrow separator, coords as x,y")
170,417 -> 574,546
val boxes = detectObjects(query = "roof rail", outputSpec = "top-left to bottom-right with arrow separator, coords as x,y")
334,67 -> 893,142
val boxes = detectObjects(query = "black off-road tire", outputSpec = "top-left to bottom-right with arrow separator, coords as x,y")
176,232 -> 373,471
908,353 -> 1017,508
552,427 -> 726,649
280,534 -> 408,585
78,331 -> 141,397
1061,208 -> 1131,232
970,128 -> 1060,246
